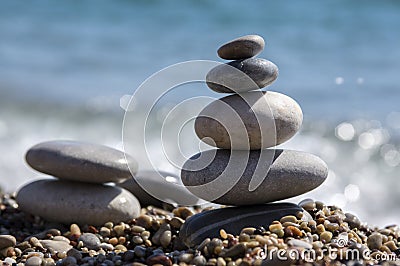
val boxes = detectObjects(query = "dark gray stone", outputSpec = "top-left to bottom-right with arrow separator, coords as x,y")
16,179 -> 141,226
26,140 -> 138,184
118,171 -> 200,207
78,233 -> 101,250
217,34 -> 265,60
179,203 -> 302,247
206,58 -> 278,93
181,149 -> 328,205
195,91 -> 303,150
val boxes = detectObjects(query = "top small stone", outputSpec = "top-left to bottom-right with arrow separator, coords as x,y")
217,35 -> 265,60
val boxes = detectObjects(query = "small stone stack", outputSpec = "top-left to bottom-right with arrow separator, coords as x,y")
180,35 -> 329,246
17,140 -> 142,226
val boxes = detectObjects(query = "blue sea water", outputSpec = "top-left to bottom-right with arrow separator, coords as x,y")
0,0 -> 400,226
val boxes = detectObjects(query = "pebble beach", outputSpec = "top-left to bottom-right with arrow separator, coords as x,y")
1,193 -> 400,266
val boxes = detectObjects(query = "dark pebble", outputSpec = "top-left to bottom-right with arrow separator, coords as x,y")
146,254 -> 172,266
206,58 -> 278,93
179,203 -> 302,246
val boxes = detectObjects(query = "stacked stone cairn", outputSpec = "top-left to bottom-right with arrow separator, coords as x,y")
180,35 -> 329,246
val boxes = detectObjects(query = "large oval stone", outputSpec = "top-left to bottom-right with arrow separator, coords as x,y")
118,171 -> 200,207
195,91 -> 302,150
16,179 -> 141,225
217,34 -> 265,60
206,58 -> 278,93
181,149 -> 328,206
26,140 -> 138,184
180,203 -> 302,247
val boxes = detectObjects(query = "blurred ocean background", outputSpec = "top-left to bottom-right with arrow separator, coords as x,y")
1,1 -> 400,226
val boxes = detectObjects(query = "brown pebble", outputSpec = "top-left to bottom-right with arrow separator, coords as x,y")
132,225 -> 146,233
115,244 -> 127,252
269,223 -> 282,233
238,233 -> 250,242
135,215 -> 153,229
118,236 -> 126,245
173,207 -> 194,220
217,257 -> 226,266
240,227 -> 256,235
46,229 -> 61,237
254,235 -> 268,245
280,215 -> 297,224
99,227 -> 111,237
325,222 -> 339,232
170,217 -> 185,229
245,241 -> 259,248
282,222 -> 299,228
384,240 -> 398,251
299,199 -> 316,211
367,232 -> 383,250
113,225 -> 126,236
104,222 -> 114,229
179,253 -> 194,263
146,254 -> 173,266
320,231 -> 333,243
141,231 -> 151,240
316,224 -> 325,234
287,226 -> 302,237
109,237 -> 118,246
380,245 -> 392,253
220,229 -> 228,239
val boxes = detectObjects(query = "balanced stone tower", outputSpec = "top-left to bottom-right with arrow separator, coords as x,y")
180,35 -> 328,246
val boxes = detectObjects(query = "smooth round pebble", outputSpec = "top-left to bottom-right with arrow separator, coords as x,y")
0,235 -> 16,249
179,203 -> 302,247
25,256 -> 43,266
78,233 -> 101,250
118,171 -> 200,207
367,233 -> 383,250
195,91 -> 302,149
16,179 -> 141,225
288,239 -> 313,249
217,34 -> 265,60
40,240 -> 73,253
206,58 -> 278,93
181,149 -> 328,205
25,140 -> 138,184
299,198 -> 316,211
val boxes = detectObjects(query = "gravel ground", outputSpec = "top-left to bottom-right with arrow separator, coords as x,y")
0,192 -> 399,266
